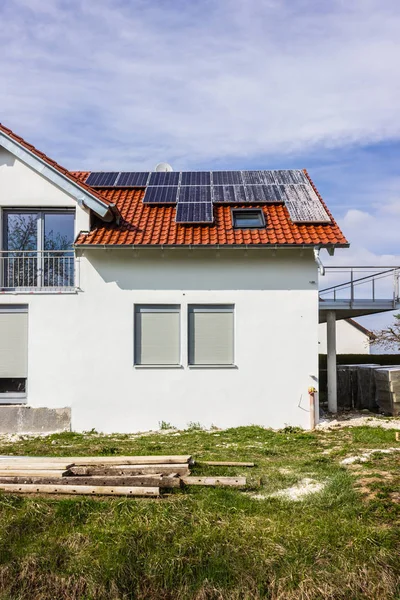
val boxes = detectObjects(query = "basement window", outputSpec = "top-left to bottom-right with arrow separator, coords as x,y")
232,209 -> 265,229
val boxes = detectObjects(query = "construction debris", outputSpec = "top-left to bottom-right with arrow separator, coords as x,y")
0,454 -> 250,497
374,368 -> 400,415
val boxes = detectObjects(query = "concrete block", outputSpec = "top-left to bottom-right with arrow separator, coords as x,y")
0,406 -> 71,434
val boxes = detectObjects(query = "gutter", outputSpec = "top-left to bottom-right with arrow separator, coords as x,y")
74,243 -> 349,251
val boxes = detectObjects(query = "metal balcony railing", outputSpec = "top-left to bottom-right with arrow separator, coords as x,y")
0,251 -> 76,291
319,266 -> 400,308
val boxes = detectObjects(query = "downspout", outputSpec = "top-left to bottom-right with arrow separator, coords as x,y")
313,247 -> 325,276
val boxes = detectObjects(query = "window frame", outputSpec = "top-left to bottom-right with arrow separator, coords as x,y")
134,304 -> 182,368
2,208 -> 75,253
231,208 -> 265,229
187,304 -> 236,368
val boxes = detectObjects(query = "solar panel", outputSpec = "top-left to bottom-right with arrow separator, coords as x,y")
245,185 -> 283,203
86,172 -> 119,187
281,184 -> 331,223
212,185 -> 247,203
116,172 -> 150,187
178,186 -> 211,203
148,171 -> 180,186
180,172 -> 211,186
212,171 -> 242,185
143,187 -> 178,204
176,202 -> 213,223
273,170 -> 308,185
241,171 -> 275,185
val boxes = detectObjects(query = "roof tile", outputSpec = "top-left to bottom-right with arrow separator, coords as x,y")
70,171 -> 348,248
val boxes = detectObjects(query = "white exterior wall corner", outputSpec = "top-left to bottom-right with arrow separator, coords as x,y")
0,248 -> 319,433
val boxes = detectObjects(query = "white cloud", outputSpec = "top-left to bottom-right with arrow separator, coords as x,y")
1,0 -> 400,168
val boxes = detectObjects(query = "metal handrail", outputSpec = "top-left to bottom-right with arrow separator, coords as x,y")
319,266 -> 400,306
0,250 -> 76,290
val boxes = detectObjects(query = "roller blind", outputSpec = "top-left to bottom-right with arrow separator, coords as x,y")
0,306 -> 28,377
189,305 -> 234,365
135,305 -> 180,365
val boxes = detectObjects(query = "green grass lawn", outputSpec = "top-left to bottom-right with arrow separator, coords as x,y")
0,424 -> 399,600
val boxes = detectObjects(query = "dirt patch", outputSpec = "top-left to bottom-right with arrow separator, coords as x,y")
317,411 -> 400,430
252,478 -> 325,502
340,448 -> 400,465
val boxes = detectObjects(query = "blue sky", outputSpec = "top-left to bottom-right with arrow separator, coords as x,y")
1,0 -> 399,331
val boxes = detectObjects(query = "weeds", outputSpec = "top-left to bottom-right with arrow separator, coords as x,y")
158,421 -> 176,430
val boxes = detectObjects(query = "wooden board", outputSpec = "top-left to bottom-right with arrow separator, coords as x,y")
0,475 -> 181,488
181,476 -> 246,487
70,464 -> 190,476
0,484 -> 160,496
0,455 -> 191,466
200,461 -> 255,467
0,470 -> 70,478
0,463 -> 74,470
0,454 -> 192,465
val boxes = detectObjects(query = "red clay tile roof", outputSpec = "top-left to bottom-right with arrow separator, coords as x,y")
73,170 -> 348,247
0,123 -> 113,210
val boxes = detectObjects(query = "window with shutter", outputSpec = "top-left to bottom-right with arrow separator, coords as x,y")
134,305 -> 180,366
188,305 -> 234,366
0,305 -> 28,400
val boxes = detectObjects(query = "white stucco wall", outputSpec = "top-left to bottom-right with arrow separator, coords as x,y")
0,148 -> 90,234
318,320 -> 370,354
0,148 -> 320,432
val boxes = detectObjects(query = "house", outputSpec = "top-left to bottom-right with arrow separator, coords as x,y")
0,123 -> 348,433
318,319 -> 373,354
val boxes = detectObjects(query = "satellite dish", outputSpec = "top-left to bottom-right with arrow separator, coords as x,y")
155,162 -> 173,172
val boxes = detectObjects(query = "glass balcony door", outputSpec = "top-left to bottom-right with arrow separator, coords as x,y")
3,210 -> 75,289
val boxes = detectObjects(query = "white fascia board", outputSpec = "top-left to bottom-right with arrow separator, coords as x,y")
0,132 -> 110,219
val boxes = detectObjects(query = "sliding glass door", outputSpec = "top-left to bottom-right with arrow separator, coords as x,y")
3,210 -> 75,288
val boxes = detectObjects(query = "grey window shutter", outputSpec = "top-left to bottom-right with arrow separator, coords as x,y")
189,306 -> 234,365
135,306 -> 180,365
0,306 -> 28,377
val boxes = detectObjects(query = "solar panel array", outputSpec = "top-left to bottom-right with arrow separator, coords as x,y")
85,170 -> 331,224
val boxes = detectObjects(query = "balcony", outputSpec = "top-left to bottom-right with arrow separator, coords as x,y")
0,251 -> 77,292
319,266 -> 400,322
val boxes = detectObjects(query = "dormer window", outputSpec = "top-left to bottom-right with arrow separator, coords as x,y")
232,209 -> 265,229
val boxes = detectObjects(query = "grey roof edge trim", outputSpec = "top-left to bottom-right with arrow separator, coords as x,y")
74,242 -> 350,250
345,318 -> 375,339
0,131 -> 112,220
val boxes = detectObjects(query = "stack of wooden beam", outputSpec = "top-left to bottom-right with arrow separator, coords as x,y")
374,368 -> 400,415
0,455 -> 251,497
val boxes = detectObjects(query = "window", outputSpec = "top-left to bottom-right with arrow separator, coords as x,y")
232,209 -> 265,229
0,305 -> 28,401
134,305 -> 180,366
188,305 -> 234,366
2,209 -> 75,288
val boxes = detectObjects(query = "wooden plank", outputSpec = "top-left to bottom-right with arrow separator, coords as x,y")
0,463 -> 74,470
200,461 -> 255,467
0,455 -> 191,466
0,470 -> 70,477
70,464 -> 190,476
0,484 -> 160,496
181,476 -> 246,487
0,475 -> 181,488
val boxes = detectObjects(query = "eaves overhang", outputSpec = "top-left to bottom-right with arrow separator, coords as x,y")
0,129 -> 113,221
74,242 -> 350,250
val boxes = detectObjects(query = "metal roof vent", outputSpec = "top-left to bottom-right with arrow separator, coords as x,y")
154,162 -> 173,172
